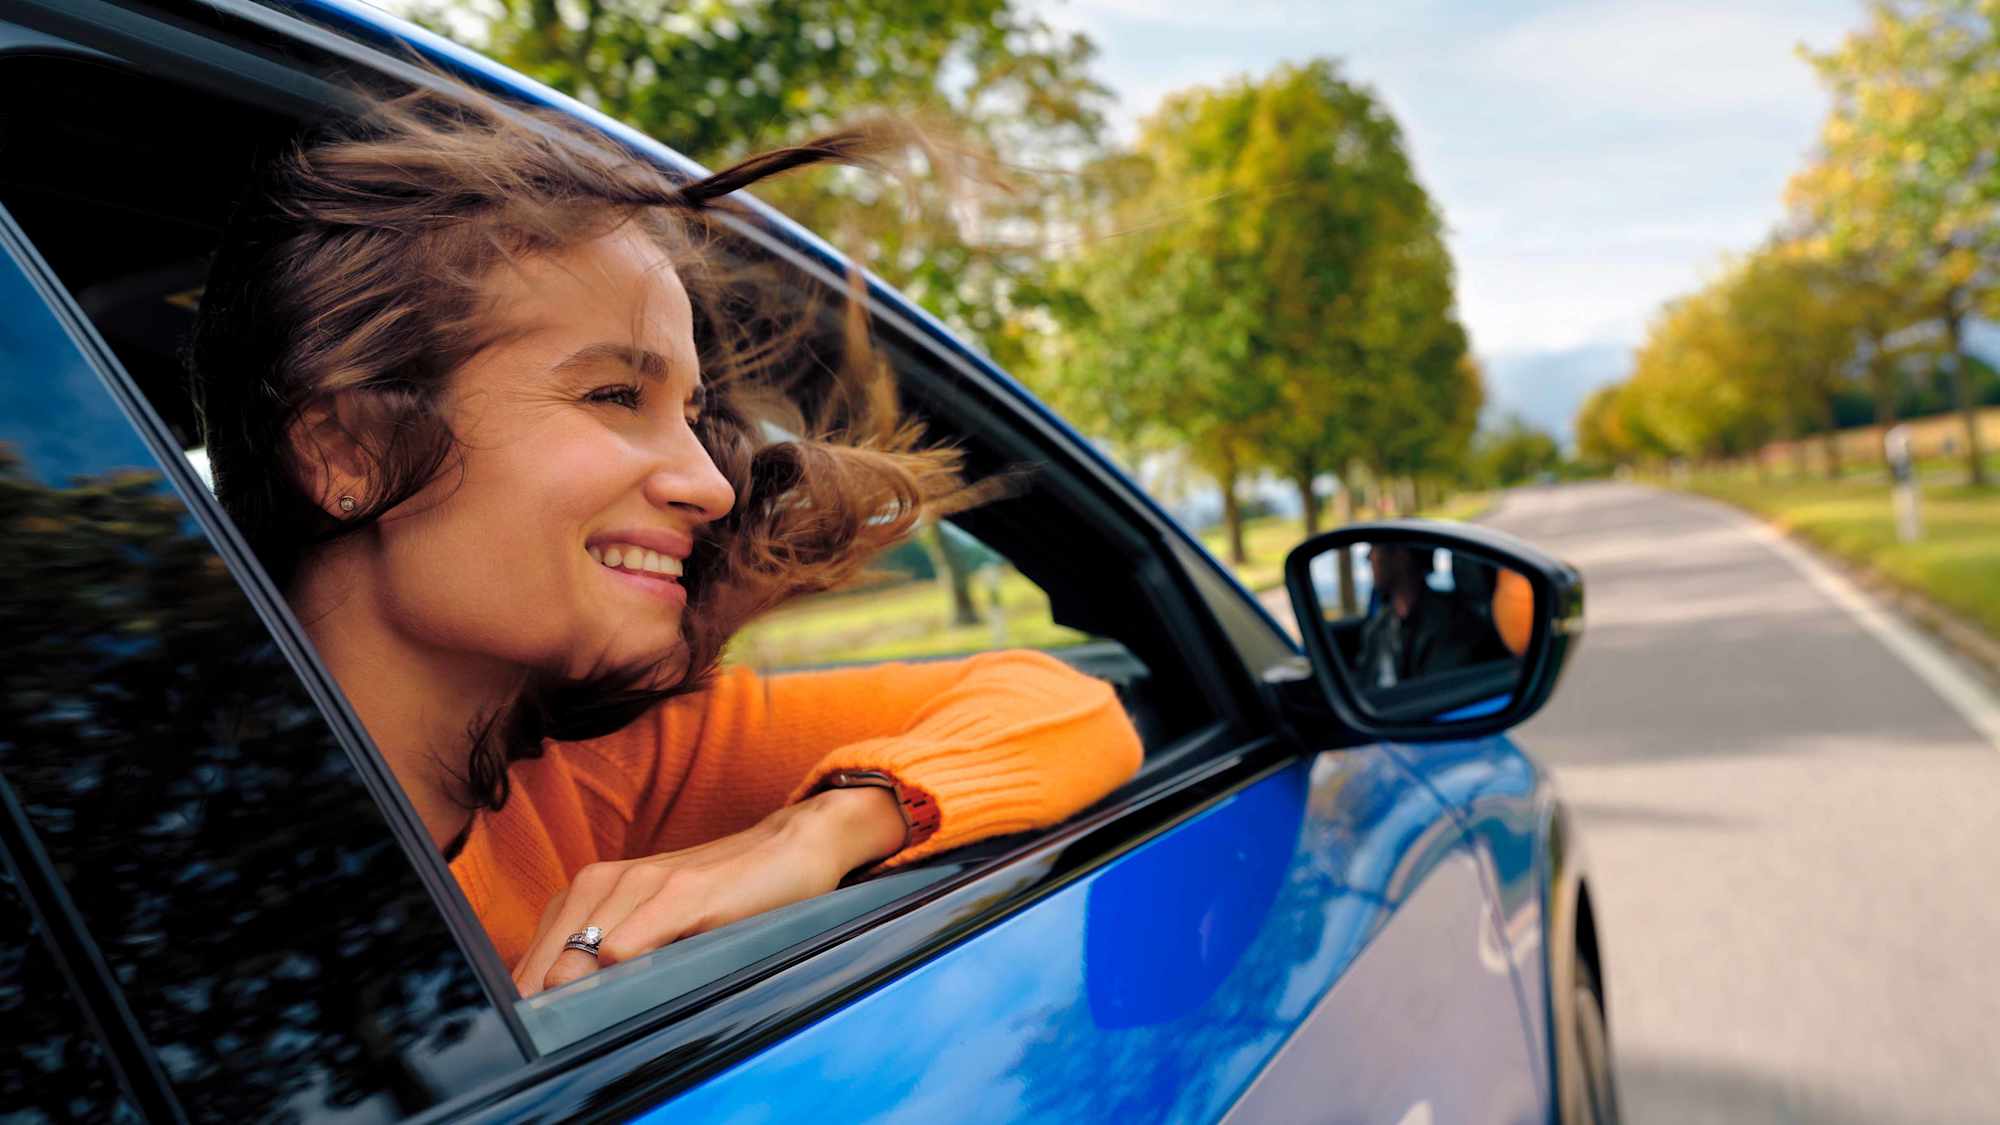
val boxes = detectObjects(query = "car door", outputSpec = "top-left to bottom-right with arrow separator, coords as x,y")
0,3 -> 1549,1120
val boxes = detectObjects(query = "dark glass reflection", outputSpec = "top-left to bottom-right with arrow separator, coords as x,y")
0,866 -> 142,1124
0,241 -> 520,1120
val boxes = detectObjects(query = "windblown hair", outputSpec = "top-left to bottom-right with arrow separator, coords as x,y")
188,77 -> 993,812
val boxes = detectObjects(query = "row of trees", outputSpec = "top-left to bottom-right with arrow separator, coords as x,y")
1578,0 -> 2000,484
420,1 -> 1489,560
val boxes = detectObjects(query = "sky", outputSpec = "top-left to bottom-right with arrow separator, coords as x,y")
1029,0 -> 1865,440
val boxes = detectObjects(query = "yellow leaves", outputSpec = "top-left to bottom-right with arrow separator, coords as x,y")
1941,245 -> 1980,285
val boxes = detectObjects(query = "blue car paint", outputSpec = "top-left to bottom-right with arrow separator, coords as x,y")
132,6 -> 1571,1116
649,748 -> 1541,1124
1379,738 -> 1559,1091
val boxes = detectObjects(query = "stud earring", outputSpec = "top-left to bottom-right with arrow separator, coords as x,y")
338,495 -> 357,513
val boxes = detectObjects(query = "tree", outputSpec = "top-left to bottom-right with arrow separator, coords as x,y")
1792,0 -> 2000,484
1473,416 -> 1563,487
1727,244 -> 1869,478
415,0 -> 1112,350
1033,61 -> 1472,557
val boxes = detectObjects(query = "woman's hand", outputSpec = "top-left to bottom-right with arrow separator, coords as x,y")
513,786 -> 907,997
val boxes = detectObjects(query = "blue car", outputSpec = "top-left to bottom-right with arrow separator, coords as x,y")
0,1 -> 1612,1121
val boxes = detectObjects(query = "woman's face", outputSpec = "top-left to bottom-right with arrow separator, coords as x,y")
361,223 -> 734,681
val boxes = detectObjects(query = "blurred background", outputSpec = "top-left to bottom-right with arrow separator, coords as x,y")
388,0 -> 2000,1120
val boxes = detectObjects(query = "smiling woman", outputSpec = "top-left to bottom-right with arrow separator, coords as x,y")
184,75 -> 1143,996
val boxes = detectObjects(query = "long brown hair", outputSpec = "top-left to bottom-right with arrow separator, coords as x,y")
188,77 -> 993,811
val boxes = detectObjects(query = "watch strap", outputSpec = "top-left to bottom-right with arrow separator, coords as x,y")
814,769 -> 940,853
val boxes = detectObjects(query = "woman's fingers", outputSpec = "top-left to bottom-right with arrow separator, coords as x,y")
541,947 -> 602,993
515,863 -> 630,997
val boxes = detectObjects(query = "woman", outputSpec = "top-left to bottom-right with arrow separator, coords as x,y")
187,82 -> 1141,997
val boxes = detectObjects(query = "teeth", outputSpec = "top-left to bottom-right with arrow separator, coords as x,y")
590,543 -> 683,579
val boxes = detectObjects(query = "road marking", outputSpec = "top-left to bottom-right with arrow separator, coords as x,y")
1694,494 -> 2000,752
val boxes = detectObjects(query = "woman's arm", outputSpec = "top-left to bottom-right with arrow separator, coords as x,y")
515,650 -> 1142,994
636,648 -> 1144,861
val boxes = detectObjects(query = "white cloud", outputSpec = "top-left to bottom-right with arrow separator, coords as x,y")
1475,2 -> 1849,118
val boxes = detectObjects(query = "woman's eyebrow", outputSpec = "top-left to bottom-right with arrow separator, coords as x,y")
552,341 -> 672,381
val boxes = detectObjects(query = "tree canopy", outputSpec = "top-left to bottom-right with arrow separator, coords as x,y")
1030,61 -> 1476,556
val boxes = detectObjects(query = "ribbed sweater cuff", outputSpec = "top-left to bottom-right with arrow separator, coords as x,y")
788,736 -> 1049,866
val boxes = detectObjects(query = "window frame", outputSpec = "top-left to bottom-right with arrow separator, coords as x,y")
0,190 -> 538,1059
0,0 -> 1323,1115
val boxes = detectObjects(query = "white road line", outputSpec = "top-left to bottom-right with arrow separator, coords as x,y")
1689,492 -> 2000,752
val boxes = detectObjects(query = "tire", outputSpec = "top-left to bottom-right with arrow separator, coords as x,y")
1572,958 -> 1620,1125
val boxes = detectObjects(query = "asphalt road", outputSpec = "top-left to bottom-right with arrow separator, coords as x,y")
1485,482 -> 2000,1124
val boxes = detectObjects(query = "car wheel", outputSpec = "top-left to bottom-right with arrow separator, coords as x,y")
1573,958 -> 1620,1125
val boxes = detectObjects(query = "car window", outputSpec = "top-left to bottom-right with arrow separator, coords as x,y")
727,520 -> 1091,668
0,865 -> 144,1124
0,212 -> 525,1120
0,35 -> 1238,1066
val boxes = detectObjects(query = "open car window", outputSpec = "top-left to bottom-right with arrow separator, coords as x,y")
0,30 -> 1238,1064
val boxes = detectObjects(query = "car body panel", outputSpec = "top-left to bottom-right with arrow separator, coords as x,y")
649,747 -> 1542,1124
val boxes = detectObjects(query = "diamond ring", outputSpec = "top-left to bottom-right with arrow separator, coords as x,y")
562,925 -> 604,958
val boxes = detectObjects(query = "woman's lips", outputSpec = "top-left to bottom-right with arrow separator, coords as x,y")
601,564 -> 687,607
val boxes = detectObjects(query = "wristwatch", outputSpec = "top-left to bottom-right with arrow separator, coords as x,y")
811,769 -> 939,852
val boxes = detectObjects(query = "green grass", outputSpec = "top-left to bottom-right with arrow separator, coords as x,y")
727,567 -> 1089,668
1197,514 -> 1308,592
730,488 -> 1496,665
1688,473 -> 2000,638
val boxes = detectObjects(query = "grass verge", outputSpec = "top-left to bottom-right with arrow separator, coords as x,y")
1686,474 -> 2000,639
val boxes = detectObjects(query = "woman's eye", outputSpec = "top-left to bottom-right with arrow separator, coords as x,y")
586,384 -> 644,409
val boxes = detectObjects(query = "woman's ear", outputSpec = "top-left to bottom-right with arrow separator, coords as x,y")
288,392 -> 377,518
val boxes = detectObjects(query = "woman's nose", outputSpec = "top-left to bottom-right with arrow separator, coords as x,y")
641,428 -> 735,523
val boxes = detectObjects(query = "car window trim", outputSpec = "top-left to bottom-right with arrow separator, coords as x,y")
0,201 -> 539,1062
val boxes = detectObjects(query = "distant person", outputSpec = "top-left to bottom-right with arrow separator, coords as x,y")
1354,545 -> 1504,688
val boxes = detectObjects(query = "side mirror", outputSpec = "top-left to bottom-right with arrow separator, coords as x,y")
1282,520 -> 1583,742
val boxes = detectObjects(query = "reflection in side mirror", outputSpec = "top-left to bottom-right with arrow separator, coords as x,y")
1283,521 -> 1583,741
1305,541 -> 1533,723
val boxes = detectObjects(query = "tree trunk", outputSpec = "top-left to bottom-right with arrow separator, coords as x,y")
1333,483 -> 1357,615
924,524 -> 981,627
1218,446 -> 1247,566
1869,342 -> 1899,467
1820,395 -> 1842,481
1294,469 -> 1320,538
1943,303 -> 1989,486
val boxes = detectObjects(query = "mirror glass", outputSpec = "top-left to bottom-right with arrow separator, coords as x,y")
1301,540 -> 1536,724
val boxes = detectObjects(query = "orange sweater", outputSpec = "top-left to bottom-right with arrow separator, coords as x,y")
449,649 -> 1143,967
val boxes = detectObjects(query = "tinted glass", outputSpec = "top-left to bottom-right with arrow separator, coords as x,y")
0,228 -> 522,1119
0,865 -> 142,1124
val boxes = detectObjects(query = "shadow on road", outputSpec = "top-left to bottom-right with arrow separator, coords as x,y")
1618,1050 -> 1901,1125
